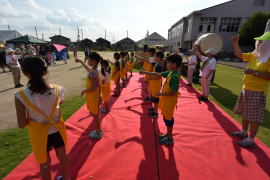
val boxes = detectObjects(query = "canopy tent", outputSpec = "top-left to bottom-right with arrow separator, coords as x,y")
6,35 -> 48,44
53,44 -> 66,52
0,30 -> 22,42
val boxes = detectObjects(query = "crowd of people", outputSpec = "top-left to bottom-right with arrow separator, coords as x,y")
11,31 -> 270,180
0,43 -> 70,88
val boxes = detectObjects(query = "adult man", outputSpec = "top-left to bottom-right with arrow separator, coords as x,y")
231,32 -> 270,148
5,48 -> 23,88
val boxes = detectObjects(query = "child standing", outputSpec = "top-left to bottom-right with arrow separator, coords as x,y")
195,46 -> 217,101
100,60 -> 111,113
141,54 -> 182,145
140,51 -> 164,117
14,56 -> 69,180
120,52 -> 127,87
127,52 -> 135,77
75,52 -> 102,139
186,49 -> 197,86
111,53 -> 121,96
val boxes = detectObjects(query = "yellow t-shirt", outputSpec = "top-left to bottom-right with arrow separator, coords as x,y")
242,53 -> 270,94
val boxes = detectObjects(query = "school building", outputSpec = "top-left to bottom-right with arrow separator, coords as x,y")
167,0 -> 270,53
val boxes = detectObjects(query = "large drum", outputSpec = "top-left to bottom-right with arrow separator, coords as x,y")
195,33 -> 223,53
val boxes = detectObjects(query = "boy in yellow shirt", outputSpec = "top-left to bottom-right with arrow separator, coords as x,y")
141,54 -> 182,145
231,32 -> 270,148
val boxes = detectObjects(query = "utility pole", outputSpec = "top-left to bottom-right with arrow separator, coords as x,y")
81,28 -> 84,40
42,33 -> 44,40
127,30 -> 128,38
35,26 -> 38,38
105,29 -> 107,40
77,25 -> 80,42
59,26 -> 62,35
8,25 -> 10,31
113,36 -> 115,43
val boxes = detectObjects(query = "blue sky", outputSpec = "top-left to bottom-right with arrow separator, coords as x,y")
0,0 -> 230,42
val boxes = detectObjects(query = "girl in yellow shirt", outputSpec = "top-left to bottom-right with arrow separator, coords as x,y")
15,56 -> 70,180
75,52 -> 102,139
111,52 -> 121,96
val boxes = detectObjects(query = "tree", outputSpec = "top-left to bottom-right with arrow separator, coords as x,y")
239,12 -> 270,47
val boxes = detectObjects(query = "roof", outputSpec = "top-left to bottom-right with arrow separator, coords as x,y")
96,37 -> 111,44
6,35 -> 48,44
49,35 -> 71,40
81,38 -> 93,43
0,30 -> 22,42
113,37 -> 136,45
169,0 -> 234,29
137,32 -> 167,46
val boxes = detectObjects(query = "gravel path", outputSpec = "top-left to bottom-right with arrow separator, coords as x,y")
0,51 -> 114,131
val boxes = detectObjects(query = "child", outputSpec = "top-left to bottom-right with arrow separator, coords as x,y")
194,46 -> 217,101
111,52 -> 121,96
141,54 -> 182,145
120,52 -> 127,87
140,51 -> 164,117
75,52 -> 102,139
186,49 -> 197,86
62,49 -> 68,64
14,56 -> 69,180
100,59 -> 111,113
127,52 -> 135,77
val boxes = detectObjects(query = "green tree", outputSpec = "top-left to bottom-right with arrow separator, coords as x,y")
239,11 -> 270,47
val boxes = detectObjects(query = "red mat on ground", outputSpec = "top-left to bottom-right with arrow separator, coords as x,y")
5,74 -> 270,180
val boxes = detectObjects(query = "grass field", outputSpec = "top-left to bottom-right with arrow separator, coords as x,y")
0,64 -> 269,178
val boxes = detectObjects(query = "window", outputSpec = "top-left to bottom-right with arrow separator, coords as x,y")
219,17 -> 241,32
188,19 -> 192,32
199,17 -> 217,32
253,0 -> 265,6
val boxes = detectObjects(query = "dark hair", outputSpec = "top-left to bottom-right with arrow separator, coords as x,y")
101,60 -> 111,76
114,52 -> 120,60
131,52 -> 134,56
143,45 -> 148,52
155,51 -> 164,59
120,51 -> 125,57
88,52 -> 101,64
114,60 -> 120,71
21,56 -> 49,94
149,48 -> 156,54
166,53 -> 182,67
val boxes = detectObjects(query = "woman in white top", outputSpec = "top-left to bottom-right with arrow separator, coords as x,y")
15,56 -> 70,180
187,50 -> 197,86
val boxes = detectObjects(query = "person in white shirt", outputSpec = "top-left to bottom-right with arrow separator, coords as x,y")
187,50 -> 197,86
195,47 -> 217,101
5,48 -> 24,88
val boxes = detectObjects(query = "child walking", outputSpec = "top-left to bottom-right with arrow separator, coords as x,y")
75,52 -> 103,139
111,52 -> 121,96
14,56 -> 69,180
140,51 -> 164,117
141,54 -> 182,145
100,59 -> 111,113
186,49 -> 197,86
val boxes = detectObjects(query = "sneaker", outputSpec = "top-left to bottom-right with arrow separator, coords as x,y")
160,136 -> 174,145
145,96 -> 151,102
100,109 -> 109,114
237,138 -> 256,148
148,108 -> 155,112
198,96 -> 204,100
89,131 -> 103,139
159,134 -> 167,140
201,97 -> 208,101
18,83 -> 24,87
89,130 -> 103,135
15,85 -> 20,88
230,131 -> 248,139
148,111 -> 158,118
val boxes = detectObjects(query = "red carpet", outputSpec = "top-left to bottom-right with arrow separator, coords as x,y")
5,73 -> 270,180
